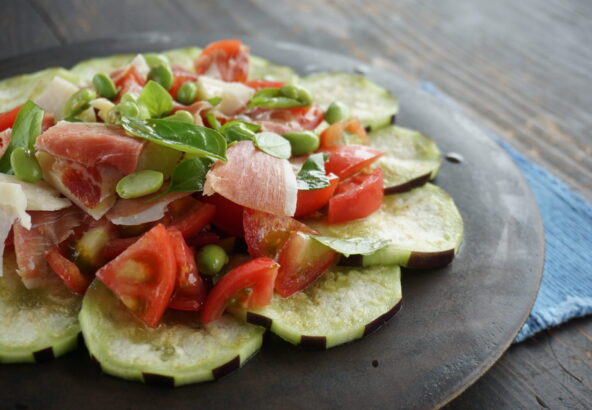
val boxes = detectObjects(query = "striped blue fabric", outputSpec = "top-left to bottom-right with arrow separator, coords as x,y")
421,82 -> 592,342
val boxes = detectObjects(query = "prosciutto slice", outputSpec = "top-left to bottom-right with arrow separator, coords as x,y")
37,152 -> 121,220
13,207 -> 83,289
35,121 -> 144,174
106,191 -> 190,226
204,140 -> 297,216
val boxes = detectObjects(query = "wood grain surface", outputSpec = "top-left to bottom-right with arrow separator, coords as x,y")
1,0 -> 591,408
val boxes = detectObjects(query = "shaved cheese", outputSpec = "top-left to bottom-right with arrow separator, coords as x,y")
0,173 -> 71,211
0,208 -> 15,277
0,182 -> 31,229
129,54 -> 150,81
34,76 -> 79,120
197,77 -> 254,115
78,106 -> 96,122
107,192 -> 190,225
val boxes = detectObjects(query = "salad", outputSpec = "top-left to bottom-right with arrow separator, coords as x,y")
0,39 -> 464,385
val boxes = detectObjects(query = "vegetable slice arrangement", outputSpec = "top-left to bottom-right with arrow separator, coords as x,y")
0,39 -> 464,384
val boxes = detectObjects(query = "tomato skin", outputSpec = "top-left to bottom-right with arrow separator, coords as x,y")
195,39 -> 249,82
167,227 -> 206,311
294,174 -> 339,218
323,145 -> 383,179
169,66 -> 199,99
45,246 -> 91,295
244,80 -> 284,91
96,224 -> 176,327
320,117 -> 369,149
243,208 -> 317,259
200,257 -> 279,324
202,193 -> 245,236
0,105 -> 22,131
275,231 -> 338,297
164,197 -> 216,239
328,169 -> 384,224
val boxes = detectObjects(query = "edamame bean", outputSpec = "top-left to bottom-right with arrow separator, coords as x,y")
282,131 -> 320,156
324,101 -> 350,124
143,53 -> 170,69
11,147 -> 42,182
92,73 -> 118,100
164,110 -> 195,124
106,101 -> 140,124
197,245 -> 229,276
64,88 -> 97,118
280,84 -> 313,105
115,170 -> 164,199
176,81 -> 198,105
148,65 -> 174,90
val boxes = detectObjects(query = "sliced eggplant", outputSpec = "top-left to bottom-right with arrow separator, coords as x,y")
233,265 -> 401,349
0,251 -> 82,363
248,55 -> 299,83
79,281 -> 265,386
299,72 -> 399,131
308,184 -> 464,269
162,46 -> 202,71
370,125 -> 441,194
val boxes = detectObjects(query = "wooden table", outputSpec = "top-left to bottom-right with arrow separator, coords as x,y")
2,0 -> 591,408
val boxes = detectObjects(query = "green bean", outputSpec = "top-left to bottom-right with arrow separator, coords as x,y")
92,73 -> 118,100
148,65 -> 174,90
64,88 -> 97,118
115,170 -> 164,199
176,81 -> 198,105
280,84 -> 313,105
164,110 -> 195,124
282,131 -> 320,156
197,245 -> 229,276
143,53 -> 170,69
324,101 -> 350,124
11,147 -> 42,182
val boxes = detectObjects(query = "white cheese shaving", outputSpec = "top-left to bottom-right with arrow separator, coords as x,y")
0,173 -> 71,211
0,182 -> 31,277
129,54 -> 150,81
90,98 -> 115,122
34,76 -> 79,120
197,77 -> 254,116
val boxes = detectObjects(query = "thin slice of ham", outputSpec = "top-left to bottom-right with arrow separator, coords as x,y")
37,152 -> 120,220
35,121 -> 144,174
0,128 -> 11,158
204,140 -> 297,216
13,207 -> 83,289
106,191 -> 191,226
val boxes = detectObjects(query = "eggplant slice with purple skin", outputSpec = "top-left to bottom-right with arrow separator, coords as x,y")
370,125 -> 441,195
232,265 -> 401,350
0,251 -> 82,363
309,183 -> 464,269
79,280 -> 265,386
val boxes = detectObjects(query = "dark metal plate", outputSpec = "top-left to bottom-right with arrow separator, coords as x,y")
0,33 -> 544,410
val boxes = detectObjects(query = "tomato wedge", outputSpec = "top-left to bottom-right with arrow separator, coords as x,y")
323,145 -> 383,179
202,193 -> 245,236
328,168 -> 384,224
163,196 -> 216,239
167,227 -> 206,311
201,257 -> 279,324
45,246 -> 91,295
243,208 -> 317,259
275,231 -> 338,297
169,66 -> 199,99
96,224 -> 176,327
195,39 -> 249,82
320,117 -> 369,149
0,105 -> 22,132
294,174 -> 339,218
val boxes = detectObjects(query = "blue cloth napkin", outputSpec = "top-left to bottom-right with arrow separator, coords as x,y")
421,82 -> 592,342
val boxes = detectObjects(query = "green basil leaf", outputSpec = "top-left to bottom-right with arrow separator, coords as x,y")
222,120 -> 261,133
138,80 -> 173,118
0,100 -> 44,173
296,152 -> 330,190
310,236 -> 390,257
254,132 -> 291,159
206,96 -> 222,106
168,158 -> 210,193
221,122 -> 257,143
121,116 -> 227,161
